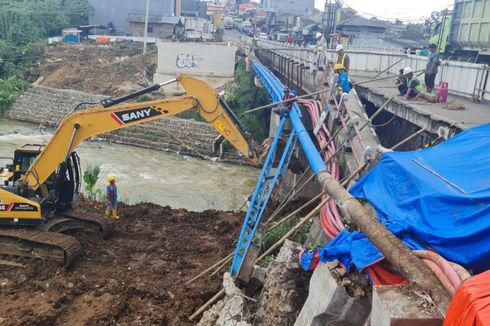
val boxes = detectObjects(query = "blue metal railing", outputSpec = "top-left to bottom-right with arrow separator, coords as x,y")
230,59 -> 327,279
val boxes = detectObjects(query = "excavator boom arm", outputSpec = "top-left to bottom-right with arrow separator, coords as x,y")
23,76 -> 258,191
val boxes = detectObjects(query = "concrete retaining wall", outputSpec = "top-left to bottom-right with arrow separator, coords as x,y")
153,41 -> 237,90
7,85 -> 246,163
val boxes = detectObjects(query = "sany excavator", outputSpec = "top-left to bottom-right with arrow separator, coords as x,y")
0,75 -> 258,264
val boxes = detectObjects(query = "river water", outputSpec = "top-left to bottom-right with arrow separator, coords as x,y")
0,119 -> 259,211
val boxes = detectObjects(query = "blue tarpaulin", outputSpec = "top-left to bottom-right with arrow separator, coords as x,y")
322,123 -> 490,273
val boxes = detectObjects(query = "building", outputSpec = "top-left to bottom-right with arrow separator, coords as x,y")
128,15 -> 184,38
261,0 -> 315,17
88,0 -> 174,35
62,28 -> 82,43
336,16 -> 389,48
181,0 -> 198,17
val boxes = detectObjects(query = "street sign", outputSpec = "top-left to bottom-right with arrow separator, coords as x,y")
206,4 -> 224,13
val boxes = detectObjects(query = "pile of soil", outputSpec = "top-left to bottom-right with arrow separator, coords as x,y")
0,199 -> 242,325
26,43 -> 157,97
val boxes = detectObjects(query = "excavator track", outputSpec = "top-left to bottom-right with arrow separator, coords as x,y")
0,229 -> 82,265
44,213 -> 114,239
0,214 -> 112,266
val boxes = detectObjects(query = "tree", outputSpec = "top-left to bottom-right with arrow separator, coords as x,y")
0,0 -> 92,45
225,60 -> 271,141
399,23 -> 424,40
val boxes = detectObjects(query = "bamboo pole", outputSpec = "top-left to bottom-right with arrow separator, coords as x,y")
184,253 -> 233,286
256,201 -> 326,263
188,163 -> 369,322
353,69 -> 425,86
358,96 -> 395,131
210,256 -> 233,277
372,57 -> 405,79
188,289 -> 225,321
244,88 -> 330,114
391,128 -> 427,150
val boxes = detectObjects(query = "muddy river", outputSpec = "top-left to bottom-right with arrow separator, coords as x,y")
0,119 -> 259,211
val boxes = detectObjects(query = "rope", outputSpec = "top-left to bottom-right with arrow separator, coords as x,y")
372,114 -> 397,128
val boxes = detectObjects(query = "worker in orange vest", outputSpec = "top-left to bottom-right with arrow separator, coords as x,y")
105,175 -> 120,219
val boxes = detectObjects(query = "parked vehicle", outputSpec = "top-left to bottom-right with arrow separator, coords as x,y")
428,0 -> 490,63
224,18 -> 233,29
258,32 -> 268,41
276,33 -> 288,42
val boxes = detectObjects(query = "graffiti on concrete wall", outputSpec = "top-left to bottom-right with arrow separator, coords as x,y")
176,53 -> 203,68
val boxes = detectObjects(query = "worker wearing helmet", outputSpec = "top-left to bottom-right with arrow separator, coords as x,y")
402,67 -> 438,102
402,67 -> 423,100
334,44 -> 351,93
314,32 -> 327,71
335,44 -> 350,73
105,175 -> 119,219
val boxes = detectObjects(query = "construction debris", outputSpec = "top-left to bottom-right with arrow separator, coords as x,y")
0,198 -> 242,325
25,44 -> 157,96
198,240 -> 309,326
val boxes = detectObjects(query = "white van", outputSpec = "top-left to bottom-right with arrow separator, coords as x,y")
258,33 -> 268,40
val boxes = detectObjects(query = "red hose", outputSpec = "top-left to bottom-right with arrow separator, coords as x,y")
297,100 -> 473,291
421,258 -> 455,295
299,99 -> 344,237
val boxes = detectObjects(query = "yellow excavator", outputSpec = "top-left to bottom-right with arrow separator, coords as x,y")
0,75 -> 258,264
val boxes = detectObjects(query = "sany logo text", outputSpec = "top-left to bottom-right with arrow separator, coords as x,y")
122,109 -> 152,122
111,107 -> 162,126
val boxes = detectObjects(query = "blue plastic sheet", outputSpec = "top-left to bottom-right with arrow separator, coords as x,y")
323,123 -> 490,273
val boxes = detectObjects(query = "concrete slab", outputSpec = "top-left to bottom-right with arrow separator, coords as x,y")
351,71 -> 490,132
294,262 -> 370,326
371,285 -> 443,326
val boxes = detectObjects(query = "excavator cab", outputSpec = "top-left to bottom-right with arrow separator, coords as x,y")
9,144 -> 45,182
1,144 -> 81,218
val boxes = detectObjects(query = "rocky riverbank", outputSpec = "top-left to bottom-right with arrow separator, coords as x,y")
7,85 -> 249,164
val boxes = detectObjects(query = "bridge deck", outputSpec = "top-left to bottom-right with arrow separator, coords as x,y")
351,71 -> 489,131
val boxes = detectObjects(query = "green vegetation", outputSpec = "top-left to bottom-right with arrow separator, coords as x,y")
399,23 -> 425,40
137,94 -> 152,102
83,164 -> 103,201
225,59 -> 271,141
257,216 -> 314,268
0,76 -> 29,115
0,0 -> 91,113
177,60 -> 271,141
0,0 -> 91,45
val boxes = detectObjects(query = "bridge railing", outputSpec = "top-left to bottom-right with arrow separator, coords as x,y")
254,39 -> 489,101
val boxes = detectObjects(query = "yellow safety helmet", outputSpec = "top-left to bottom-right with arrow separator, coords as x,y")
107,175 -> 116,182
334,63 -> 345,71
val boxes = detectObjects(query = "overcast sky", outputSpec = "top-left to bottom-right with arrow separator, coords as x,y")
314,0 -> 454,22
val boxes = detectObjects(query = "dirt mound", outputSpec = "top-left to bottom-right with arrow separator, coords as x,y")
0,198 -> 242,325
26,43 -> 157,97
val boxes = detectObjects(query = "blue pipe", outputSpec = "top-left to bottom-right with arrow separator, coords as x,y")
252,59 -> 326,174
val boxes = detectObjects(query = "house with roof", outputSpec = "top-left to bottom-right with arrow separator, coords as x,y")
336,15 -> 427,51
128,15 -> 184,38
88,0 -> 174,35
336,16 -> 390,48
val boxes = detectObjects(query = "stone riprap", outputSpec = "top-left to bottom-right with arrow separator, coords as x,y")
7,86 -> 247,163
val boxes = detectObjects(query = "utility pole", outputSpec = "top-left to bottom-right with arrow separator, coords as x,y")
143,0 -> 150,55
175,0 -> 181,16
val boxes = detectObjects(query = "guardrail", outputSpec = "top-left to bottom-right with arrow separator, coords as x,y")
253,39 -> 490,101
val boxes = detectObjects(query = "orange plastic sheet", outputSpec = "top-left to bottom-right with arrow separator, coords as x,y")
365,264 -> 407,286
96,36 -> 110,44
444,269 -> 490,326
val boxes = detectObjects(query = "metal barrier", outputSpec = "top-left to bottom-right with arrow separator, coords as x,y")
255,39 -> 489,101
484,67 -> 490,101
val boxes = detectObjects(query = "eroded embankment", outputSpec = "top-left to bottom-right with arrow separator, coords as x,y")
0,198 -> 242,325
